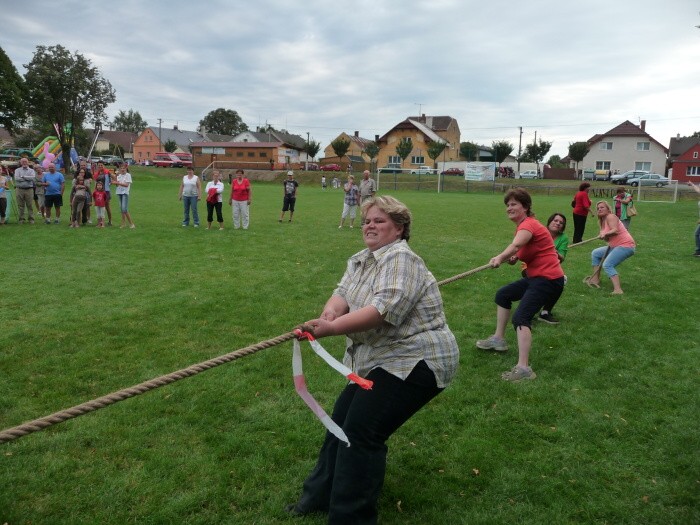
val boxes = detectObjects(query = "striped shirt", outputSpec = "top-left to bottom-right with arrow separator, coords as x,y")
343,183 -> 359,206
333,239 -> 459,388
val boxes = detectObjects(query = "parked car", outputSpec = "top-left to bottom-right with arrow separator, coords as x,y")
101,155 -> 124,165
173,152 -> 192,168
409,165 -> 435,175
594,169 -> 611,181
441,167 -> 464,176
627,173 -> 669,187
319,163 -> 341,171
88,156 -> 103,164
305,163 -> 319,171
152,153 -> 180,168
611,170 -> 648,185
377,163 -> 403,174
517,170 -> 539,179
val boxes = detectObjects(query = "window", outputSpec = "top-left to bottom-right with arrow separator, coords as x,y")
388,155 -> 401,164
635,162 -> 651,171
600,142 -> 613,150
596,161 -> 611,170
260,152 -> 267,158
636,142 -> 650,151
694,151 -> 698,159
236,152 -> 244,157
411,156 -> 425,165
248,152 -> 255,157
687,166 -> 700,176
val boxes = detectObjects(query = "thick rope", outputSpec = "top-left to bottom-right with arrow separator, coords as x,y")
0,238 -> 599,445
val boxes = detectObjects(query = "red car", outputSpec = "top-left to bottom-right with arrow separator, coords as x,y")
320,163 -> 341,171
441,167 -> 464,176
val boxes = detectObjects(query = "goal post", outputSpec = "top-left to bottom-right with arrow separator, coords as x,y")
634,180 -> 678,203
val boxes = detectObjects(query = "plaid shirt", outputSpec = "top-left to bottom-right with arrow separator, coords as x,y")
333,240 -> 459,388
343,183 -> 359,206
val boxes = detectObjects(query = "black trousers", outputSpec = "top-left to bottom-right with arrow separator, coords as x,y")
572,213 -> 588,244
294,361 -> 442,525
206,201 -> 223,223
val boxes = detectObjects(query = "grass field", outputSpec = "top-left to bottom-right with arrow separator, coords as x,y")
1,167 -> 698,524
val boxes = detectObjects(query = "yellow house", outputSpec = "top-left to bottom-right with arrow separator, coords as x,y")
376,115 -> 461,169
322,131 -> 375,169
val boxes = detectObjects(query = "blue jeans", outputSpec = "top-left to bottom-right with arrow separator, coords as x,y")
695,224 -> 700,255
118,193 -> 129,213
591,246 -> 635,278
182,196 -> 199,226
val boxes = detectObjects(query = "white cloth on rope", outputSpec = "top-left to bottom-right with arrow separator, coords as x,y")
292,330 -> 373,447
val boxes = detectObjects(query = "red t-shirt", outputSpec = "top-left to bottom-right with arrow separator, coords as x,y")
573,190 -> 591,216
231,178 -> 250,201
516,217 -> 564,279
92,190 -> 107,207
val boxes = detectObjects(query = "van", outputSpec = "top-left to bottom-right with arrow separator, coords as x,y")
173,152 -> 192,167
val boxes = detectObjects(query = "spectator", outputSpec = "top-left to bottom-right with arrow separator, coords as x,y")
179,167 -> 201,227
321,175 -> 327,190
69,172 -> 88,228
205,170 -> 225,230
230,169 -> 251,230
613,186 -> 633,230
359,170 -> 376,203
286,195 -> 458,523
279,171 -> 298,223
688,182 -> 700,257
114,164 -> 135,229
13,157 -> 36,224
92,181 -> 107,228
0,169 -> 8,224
571,182 -> 593,243
476,188 -> 565,381
93,162 -> 114,226
338,175 -> 359,228
42,163 -> 65,224
34,166 -> 46,219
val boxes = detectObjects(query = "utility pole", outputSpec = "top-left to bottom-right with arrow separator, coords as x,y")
517,126 -> 523,174
306,132 -> 310,170
158,118 -> 162,151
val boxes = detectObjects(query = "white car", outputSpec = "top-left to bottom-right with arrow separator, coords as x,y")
410,165 -> 435,175
518,170 -> 539,179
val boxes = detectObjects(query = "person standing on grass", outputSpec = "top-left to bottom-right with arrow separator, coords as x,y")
585,201 -> 636,294
0,169 -> 8,225
279,171 -> 298,223
179,167 -> 201,227
230,169 -> 251,230
286,195 -> 459,524
13,157 -> 36,224
321,175 -> 327,190
69,173 -> 88,228
93,162 -> 113,226
571,182 -> 593,243
687,181 -> 700,257
476,188 -> 565,382
75,159 -> 93,224
338,175 -> 359,228
613,186 -> 633,230
92,181 -> 107,228
205,170 -> 225,230
114,164 -> 135,229
359,169 -> 376,202
34,166 -> 46,219
42,163 -> 65,224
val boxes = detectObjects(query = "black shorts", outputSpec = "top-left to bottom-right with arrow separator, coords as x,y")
282,195 -> 296,212
44,194 -> 63,208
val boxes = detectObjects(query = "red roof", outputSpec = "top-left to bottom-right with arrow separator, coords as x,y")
587,120 -> 668,153
190,141 -> 282,148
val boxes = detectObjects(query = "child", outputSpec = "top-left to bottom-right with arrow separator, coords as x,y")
92,181 -> 107,228
70,175 -> 88,228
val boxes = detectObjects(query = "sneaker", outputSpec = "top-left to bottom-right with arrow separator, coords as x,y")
130,224 -> 136,229
107,222 -> 112,227
501,366 -> 536,382
53,219 -> 59,224
476,335 -> 508,352
182,223 -> 188,227
538,312 -> 559,325
278,219 -> 282,223
194,224 -> 199,228
45,219 -> 51,224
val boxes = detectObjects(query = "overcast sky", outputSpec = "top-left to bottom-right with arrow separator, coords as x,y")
2,0 -> 699,158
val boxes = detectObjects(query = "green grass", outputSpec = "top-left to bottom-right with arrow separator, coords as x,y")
1,167 -> 698,524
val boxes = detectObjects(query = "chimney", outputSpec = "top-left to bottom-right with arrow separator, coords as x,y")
640,120 -> 646,132
354,131 -> 359,137
420,113 -> 426,123
173,124 -> 179,130
375,134 -> 379,142
676,133 -> 680,139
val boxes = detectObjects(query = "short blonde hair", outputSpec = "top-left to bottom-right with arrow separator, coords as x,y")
361,195 -> 412,241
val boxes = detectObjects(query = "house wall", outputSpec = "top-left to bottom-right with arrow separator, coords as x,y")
192,144 -> 294,170
322,132 -> 371,162
377,128 -> 461,169
582,136 -> 666,174
671,144 -> 700,183
133,128 -> 162,163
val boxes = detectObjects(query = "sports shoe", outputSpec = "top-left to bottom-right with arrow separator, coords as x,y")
53,219 -> 59,224
476,335 -> 508,352
501,366 -> 537,382
45,219 -> 51,224
538,312 -> 559,325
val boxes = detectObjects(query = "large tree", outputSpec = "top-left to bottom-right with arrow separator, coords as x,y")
305,139 -> 321,162
491,140 -> 514,167
199,108 -> 248,136
112,109 -> 148,133
364,141 -> 379,170
427,140 -> 447,168
0,46 -> 27,134
460,141 -> 479,161
331,137 -> 351,164
395,138 -> 413,167
568,141 -> 589,175
24,45 -> 115,170
523,138 -> 552,174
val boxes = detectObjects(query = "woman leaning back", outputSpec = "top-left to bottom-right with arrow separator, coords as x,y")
584,201 -> 636,294
476,188 -> 565,381
287,195 -> 459,524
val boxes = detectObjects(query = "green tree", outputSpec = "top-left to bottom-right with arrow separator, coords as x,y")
427,141 -> 447,168
568,141 -> 589,175
164,139 -> 177,153
305,139 -> 321,161
395,137 -> 413,167
523,139 -> 552,173
24,45 -> 115,170
491,140 -> 514,167
112,109 -> 148,133
364,141 -> 379,170
200,108 -> 248,136
546,155 -> 566,169
0,46 -> 27,134
460,141 -> 479,161
331,137 -> 351,164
